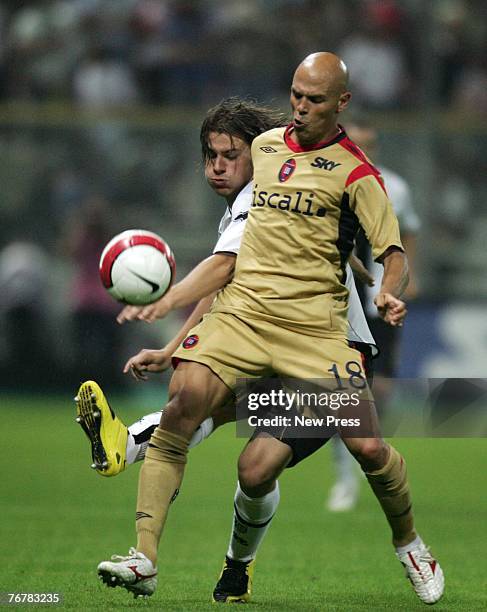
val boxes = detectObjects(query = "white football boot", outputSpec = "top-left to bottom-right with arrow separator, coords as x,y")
97,548 -> 157,598
396,541 -> 444,604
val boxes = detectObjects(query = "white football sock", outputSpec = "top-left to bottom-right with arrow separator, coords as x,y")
395,535 -> 423,554
126,411 -> 214,464
227,481 -> 280,562
126,411 -> 162,464
188,416 -> 214,448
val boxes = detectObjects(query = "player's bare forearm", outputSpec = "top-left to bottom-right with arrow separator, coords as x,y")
165,253 -> 235,310
374,249 -> 408,326
349,253 -> 374,287
380,249 -> 409,298
165,294 -> 216,355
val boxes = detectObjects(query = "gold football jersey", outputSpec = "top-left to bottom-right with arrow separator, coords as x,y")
212,125 -> 402,337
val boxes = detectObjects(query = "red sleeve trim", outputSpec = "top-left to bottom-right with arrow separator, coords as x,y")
345,164 -> 387,195
345,162 -> 387,194
340,136 -> 387,194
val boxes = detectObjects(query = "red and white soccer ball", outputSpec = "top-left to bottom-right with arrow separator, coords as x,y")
99,229 -> 176,305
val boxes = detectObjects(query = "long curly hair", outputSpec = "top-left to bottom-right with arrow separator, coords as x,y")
200,97 -> 287,163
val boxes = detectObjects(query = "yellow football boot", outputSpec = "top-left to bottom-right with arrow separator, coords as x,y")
75,380 -> 128,477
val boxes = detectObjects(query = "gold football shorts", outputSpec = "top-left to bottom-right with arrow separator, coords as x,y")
172,311 -> 367,390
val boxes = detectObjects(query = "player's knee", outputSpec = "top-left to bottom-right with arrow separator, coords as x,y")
160,383 -> 206,434
238,454 -> 277,495
350,438 -> 388,469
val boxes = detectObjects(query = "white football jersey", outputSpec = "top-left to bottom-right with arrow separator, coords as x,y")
213,182 -> 377,353
213,182 -> 253,254
365,166 -> 421,317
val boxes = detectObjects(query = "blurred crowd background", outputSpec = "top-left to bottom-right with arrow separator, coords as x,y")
0,0 -> 486,392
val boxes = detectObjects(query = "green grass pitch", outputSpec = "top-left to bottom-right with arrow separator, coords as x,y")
1,392 -> 486,611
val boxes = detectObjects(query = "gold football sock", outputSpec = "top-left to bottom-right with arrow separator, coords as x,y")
136,427 -> 189,565
365,445 -> 416,547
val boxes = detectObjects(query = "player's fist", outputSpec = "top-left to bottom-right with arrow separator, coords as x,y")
374,293 -> 407,327
123,348 -> 173,381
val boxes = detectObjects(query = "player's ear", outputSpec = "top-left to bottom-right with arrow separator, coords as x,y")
337,91 -> 352,114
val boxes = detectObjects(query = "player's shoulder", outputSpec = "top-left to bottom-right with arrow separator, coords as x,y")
338,134 -> 385,191
338,133 -> 376,168
252,127 -> 286,149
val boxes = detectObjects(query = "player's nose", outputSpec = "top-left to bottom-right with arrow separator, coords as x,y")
296,99 -> 308,114
213,156 -> 226,174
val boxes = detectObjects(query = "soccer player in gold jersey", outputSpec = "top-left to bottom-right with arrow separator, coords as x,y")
95,53 -> 444,605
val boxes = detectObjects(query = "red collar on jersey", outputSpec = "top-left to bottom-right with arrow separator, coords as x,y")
284,123 -> 346,152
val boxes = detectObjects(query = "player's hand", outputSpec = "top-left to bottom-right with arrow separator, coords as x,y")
123,348 -> 173,381
374,293 -> 407,327
135,297 -> 172,323
117,295 -> 171,324
117,305 -> 144,324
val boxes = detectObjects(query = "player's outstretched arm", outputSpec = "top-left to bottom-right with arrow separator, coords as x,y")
374,248 -> 409,327
117,253 -> 235,324
123,293 -> 216,380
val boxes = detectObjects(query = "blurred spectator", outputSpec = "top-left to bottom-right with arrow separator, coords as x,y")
0,241 -> 54,389
339,0 -> 409,109
73,46 -> 140,109
130,0 -> 212,105
451,48 -> 487,116
5,3 -> 82,101
433,0 -> 469,106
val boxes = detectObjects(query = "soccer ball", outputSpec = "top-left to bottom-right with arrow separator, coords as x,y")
99,229 -> 176,305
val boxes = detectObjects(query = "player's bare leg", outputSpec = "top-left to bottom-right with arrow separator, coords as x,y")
340,399 -> 411,543
135,362 -> 232,563
126,400 -> 235,465
340,402 -> 444,604
98,361 -> 232,597
213,435 -> 291,603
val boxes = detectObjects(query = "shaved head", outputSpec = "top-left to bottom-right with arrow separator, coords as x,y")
294,52 -> 349,95
289,52 -> 351,146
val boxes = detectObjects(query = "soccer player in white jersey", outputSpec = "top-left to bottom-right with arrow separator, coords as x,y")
78,53 -> 443,606
326,118 -> 421,513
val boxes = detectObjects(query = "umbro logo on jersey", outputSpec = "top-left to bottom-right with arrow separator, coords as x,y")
311,156 -> 342,171
260,146 -> 277,153
278,159 -> 296,182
